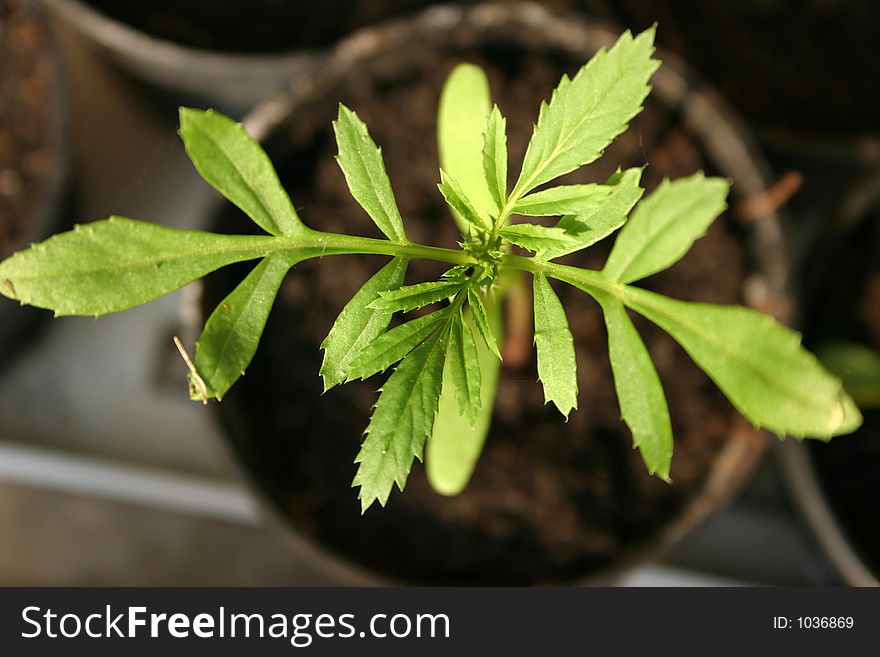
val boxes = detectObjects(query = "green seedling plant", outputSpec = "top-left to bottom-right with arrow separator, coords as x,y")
0,28 -> 862,511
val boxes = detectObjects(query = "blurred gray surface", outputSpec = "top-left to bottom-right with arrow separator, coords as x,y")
0,16 -> 840,586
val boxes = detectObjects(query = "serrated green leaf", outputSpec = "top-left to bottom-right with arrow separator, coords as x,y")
467,287 -> 501,360
595,291 -> 672,479
438,170 -> 491,233
427,295 -> 502,495
354,325 -> 450,511
512,184 -> 610,217
179,108 -> 302,237
320,257 -> 408,390
446,309 -> 482,423
541,168 -> 644,260
437,63 -> 496,228
512,27 -> 658,199
533,273 -> 578,417
195,254 -> 293,400
482,105 -> 508,214
347,310 -> 449,381
623,286 -> 863,439
0,218 -> 273,317
333,104 -> 408,242
604,173 -> 729,283
370,279 -> 464,313
441,264 -> 470,280
499,224 -> 571,254
816,342 -> 880,409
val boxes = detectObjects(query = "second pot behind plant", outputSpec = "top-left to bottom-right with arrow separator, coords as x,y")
40,0 -> 449,112
781,173 -> 880,586
0,0 -> 70,366
199,3 -> 787,584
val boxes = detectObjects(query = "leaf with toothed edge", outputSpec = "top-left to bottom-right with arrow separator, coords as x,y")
354,323 -> 450,512
467,287 -> 501,360
427,302 -> 502,496
445,309 -> 482,424
532,273 -> 578,418
512,27 -> 659,199
595,290 -> 672,479
540,167 -> 644,260
0,218 -> 274,317
604,172 -> 729,284
347,310 -> 449,382
512,183 -> 610,217
499,224 -> 571,254
179,108 -> 303,237
438,170 -> 492,233
195,253 -> 295,400
482,105 -> 508,214
370,279 -> 464,313
320,257 -> 409,390
622,286 -> 862,439
334,104 -> 408,242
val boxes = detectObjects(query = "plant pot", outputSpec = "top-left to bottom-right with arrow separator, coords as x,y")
196,2 -> 788,584
0,0 -> 70,367
38,0 -> 447,112
779,172 -> 880,587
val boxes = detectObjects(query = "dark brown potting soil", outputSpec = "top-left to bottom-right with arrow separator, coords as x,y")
806,205 -> 880,574
206,44 -> 760,584
83,0 -> 442,53
0,0 -> 54,260
607,0 -> 880,138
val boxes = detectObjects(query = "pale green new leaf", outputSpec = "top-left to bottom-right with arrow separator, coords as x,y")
604,173 -> 729,283
195,254 -> 294,400
533,273 -> 578,417
512,183 -> 610,217
541,168 -> 644,260
438,170 -> 491,233
446,309 -> 482,423
354,326 -> 450,511
333,104 -> 408,242
0,218 -> 273,317
347,310 -> 448,381
512,27 -> 658,199
437,63 -> 496,227
179,108 -> 302,237
370,279 -> 463,313
623,286 -> 863,439
595,291 -> 672,479
467,287 -> 501,360
482,105 -> 508,214
499,224 -> 571,254
427,296 -> 502,495
320,257 -> 408,390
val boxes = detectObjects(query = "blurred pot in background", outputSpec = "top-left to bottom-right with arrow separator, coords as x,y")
0,0 -> 70,367
780,173 -> 880,587
194,3 -> 790,584
598,0 -> 880,149
38,0 -> 442,112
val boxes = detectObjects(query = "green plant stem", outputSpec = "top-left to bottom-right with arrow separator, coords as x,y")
268,228 -> 620,304
502,254 -> 618,296
292,228 -> 476,266
289,231 -> 621,302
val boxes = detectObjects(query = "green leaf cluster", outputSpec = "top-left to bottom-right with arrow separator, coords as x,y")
0,27 -> 861,512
